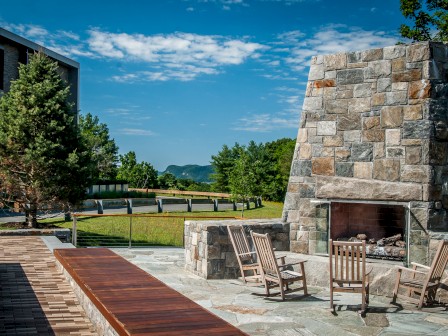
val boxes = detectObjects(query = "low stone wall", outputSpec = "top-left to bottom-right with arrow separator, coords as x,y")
184,219 -> 289,279
55,258 -> 118,336
0,228 -> 71,242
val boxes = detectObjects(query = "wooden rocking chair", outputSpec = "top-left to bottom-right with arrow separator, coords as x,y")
251,231 -> 307,300
392,240 -> 448,309
329,239 -> 370,313
227,225 -> 260,283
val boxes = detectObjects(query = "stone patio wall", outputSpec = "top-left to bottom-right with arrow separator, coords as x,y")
184,219 -> 289,279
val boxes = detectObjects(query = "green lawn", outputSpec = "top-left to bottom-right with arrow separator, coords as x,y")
42,201 -> 283,247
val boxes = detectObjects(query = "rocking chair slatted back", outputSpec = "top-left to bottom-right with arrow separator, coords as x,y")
330,240 -> 365,284
251,231 -> 307,300
392,240 -> 448,309
329,239 -> 370,313
251,231 -> 279,277
227,225 -> 259,284
228,225 -> 253,262
428,240 -> 448,284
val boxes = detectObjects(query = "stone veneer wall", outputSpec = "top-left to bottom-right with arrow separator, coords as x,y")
1,44 -> 19,93
283,42 -> 448,264
184,219 -> 289,279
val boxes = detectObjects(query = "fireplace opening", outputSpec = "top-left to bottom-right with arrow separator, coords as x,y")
330,202 -> 406,260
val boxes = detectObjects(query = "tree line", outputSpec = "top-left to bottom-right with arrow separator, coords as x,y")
81,114 -> 296,203
0,52 -> 272,227
210,139 -> 295,202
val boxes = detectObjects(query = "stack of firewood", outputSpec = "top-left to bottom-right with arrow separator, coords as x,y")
341,233 -> 406,258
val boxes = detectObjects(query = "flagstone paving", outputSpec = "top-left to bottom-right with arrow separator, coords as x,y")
0,237 -> 97,335
112,247 -> 448,336
1,236 -> 447,336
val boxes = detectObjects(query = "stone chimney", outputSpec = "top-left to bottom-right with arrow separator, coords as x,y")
283,42 -> 448,264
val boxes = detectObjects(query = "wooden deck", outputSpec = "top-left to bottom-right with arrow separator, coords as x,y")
54,248 -> 248,336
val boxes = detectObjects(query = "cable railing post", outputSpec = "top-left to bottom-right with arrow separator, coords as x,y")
72,216 -> 77,246
129,215 -> 133,249
183,217 -> 186,248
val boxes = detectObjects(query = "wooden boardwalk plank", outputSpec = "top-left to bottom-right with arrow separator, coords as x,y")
55,248 -> 248,336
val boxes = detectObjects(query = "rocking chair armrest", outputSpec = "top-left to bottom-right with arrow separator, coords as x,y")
278,260 -> 306,269
410,262 -> 430,270
395,265 -> 427,275
275,255 -> 286,265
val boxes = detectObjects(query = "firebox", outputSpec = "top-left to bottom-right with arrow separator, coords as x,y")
330,201 -> 407,261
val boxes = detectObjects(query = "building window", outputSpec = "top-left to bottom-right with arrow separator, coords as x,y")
0,48 -> 4,91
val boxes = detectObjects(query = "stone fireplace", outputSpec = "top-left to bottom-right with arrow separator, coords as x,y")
330,201 -> 407,260
283,42 -> 448,265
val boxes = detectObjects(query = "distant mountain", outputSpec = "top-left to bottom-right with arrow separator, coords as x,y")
160,165 -> 214,183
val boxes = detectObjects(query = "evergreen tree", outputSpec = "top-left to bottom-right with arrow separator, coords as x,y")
0,52 -> 93,227
79,113 -> 119,181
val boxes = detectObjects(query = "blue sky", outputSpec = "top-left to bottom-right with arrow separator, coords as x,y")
1,0 -> 407,171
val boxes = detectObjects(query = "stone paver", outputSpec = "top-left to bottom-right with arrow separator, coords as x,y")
0,237 -> 97,335
1,237 -> 446,336
112,247 -> 448,336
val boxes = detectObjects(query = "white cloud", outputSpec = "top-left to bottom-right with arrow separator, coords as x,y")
88,29 -> 265,81
2,22 -> 265,82
3,23 -> 48,38
120,128 -> 156,136
232,84 -> 304,132
105,108 -> 133,116
87,30 -> 263,66
262,24 -> 399,78
232,113 -> 299,132
2,22 -> 93,58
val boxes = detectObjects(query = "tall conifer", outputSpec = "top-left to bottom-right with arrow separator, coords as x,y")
0,52 -> 93,227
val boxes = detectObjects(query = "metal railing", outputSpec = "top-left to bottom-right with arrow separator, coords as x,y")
72,213 -> 242,248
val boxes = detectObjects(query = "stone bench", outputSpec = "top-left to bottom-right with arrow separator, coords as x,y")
55,248 -> 248,335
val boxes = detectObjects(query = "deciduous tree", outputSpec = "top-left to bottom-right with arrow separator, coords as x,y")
117,151 -> 158,188
400,0 -> 448,41
0,53 -> 93,227
210,138 -> 295,202
210,143 -> 241,193
229,148 -> 258,216
158,172 -> 177,190
79,113 -> 119,181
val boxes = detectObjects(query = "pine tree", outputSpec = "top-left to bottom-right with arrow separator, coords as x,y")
0,52 -> 93,227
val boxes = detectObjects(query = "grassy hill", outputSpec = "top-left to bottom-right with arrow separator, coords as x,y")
161,164 -> 214,183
